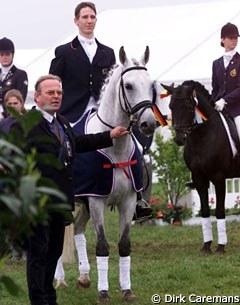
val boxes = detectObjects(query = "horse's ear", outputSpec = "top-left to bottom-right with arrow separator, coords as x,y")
161,83 -> 175,94
119,46 -> 127,65
140,46 -> 150,65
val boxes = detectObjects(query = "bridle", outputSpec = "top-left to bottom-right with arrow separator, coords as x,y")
97,66 -> 153,130
171,94 -> 197,135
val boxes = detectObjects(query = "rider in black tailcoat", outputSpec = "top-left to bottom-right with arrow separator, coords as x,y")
212,23 -> 240,136
49,36 -> 115,123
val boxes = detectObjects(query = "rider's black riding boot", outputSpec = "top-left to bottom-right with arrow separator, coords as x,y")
133,192 -> 153,220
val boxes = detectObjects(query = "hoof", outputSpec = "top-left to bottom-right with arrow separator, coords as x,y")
55,279 -> 68,289
201,241 -> 212,254
96,290 -> 110,304
76,274 -> 91,289
122,289 -> 136,303
215,244 -> 225,255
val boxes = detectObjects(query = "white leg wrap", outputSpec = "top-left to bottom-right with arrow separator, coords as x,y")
96,256 -> 109,292
201,217 -> 213,243
74,233 -> 90,275
217,219 -> 227,245
119,256 -> 131,290
54,256 -> 65,280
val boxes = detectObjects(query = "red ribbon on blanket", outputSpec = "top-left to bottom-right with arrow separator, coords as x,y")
103,159 -> 138,179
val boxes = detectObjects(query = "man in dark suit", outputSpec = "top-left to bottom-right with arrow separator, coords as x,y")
0,37 -> 28,116
212,22 -> 240,138
49,2 -> 115,123
23,74 -> 128,305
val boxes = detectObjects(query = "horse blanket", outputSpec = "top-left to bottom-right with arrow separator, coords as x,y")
73,111 -> 143,197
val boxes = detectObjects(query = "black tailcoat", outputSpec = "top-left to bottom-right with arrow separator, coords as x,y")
0,65 -> 28,104
212,52 -> 240,117
49,37 -> 116,122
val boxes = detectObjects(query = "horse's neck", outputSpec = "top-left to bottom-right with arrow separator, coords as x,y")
196,91 -> 215,119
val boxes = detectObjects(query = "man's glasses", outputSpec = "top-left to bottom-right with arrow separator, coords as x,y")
39,90 -> 63,96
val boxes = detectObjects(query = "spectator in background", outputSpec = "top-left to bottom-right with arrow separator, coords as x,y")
0,89 -> 26,133
0,37 -> 28,117
0,89 -> 27,259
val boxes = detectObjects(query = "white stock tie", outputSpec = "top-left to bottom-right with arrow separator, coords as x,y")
80,38 -> 97,63
223,55 -> 232,68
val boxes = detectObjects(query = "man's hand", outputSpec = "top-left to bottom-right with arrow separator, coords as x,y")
110,126 -> 129,139
215,98 -> 226,112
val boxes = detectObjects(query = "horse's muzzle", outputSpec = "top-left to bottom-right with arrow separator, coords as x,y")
139,121 -> 156,136
174,131 -> 186,146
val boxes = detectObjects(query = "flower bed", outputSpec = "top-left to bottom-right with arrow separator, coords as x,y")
150,197 -> 192,224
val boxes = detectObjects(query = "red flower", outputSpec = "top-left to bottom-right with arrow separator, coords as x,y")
209,197 -> 215,204
149,198 -> 160,205
156,211 -> 163,218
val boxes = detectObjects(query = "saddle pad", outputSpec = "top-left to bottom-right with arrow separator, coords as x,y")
219,112 -> 238,157
73,111 -> 143,197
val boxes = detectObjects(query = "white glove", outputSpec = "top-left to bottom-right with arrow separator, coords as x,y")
215,98 -> 226,112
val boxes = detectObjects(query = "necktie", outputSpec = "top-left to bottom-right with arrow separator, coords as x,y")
52,117 -> 63,144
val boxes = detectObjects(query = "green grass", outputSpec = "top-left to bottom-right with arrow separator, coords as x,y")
1,211 -> 240,305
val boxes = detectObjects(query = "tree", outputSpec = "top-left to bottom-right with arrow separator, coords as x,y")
151,132 -> 190,207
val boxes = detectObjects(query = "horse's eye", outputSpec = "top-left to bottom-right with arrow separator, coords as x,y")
125,83 -> 133,90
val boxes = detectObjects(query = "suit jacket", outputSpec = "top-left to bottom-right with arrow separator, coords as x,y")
0,65 -> 28,104
23,111 -> 113,210
49,36 -> 116,122
212,52 -> 240,117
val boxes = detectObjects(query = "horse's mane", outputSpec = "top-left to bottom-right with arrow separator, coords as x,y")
99,58 -> 143,99
99,64 -> 119,99
182,80 -> 211,101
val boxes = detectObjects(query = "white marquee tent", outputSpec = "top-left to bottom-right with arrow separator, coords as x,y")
13,0 -> 240,98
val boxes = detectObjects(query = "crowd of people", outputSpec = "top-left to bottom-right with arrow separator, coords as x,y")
1,1 -> 240,305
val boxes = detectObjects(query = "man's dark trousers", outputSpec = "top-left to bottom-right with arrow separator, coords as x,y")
26,213 -> 65,305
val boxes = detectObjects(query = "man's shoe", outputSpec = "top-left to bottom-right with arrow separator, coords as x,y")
185,181 -> 196,189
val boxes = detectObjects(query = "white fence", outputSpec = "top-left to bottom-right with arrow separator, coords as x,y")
191,178 -> 240,216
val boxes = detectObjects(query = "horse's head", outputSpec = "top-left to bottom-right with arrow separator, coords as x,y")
118,46 -> 156,137
161,82 -> 196,146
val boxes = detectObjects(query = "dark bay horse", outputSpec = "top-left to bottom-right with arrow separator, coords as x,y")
162,80 -> 240,254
